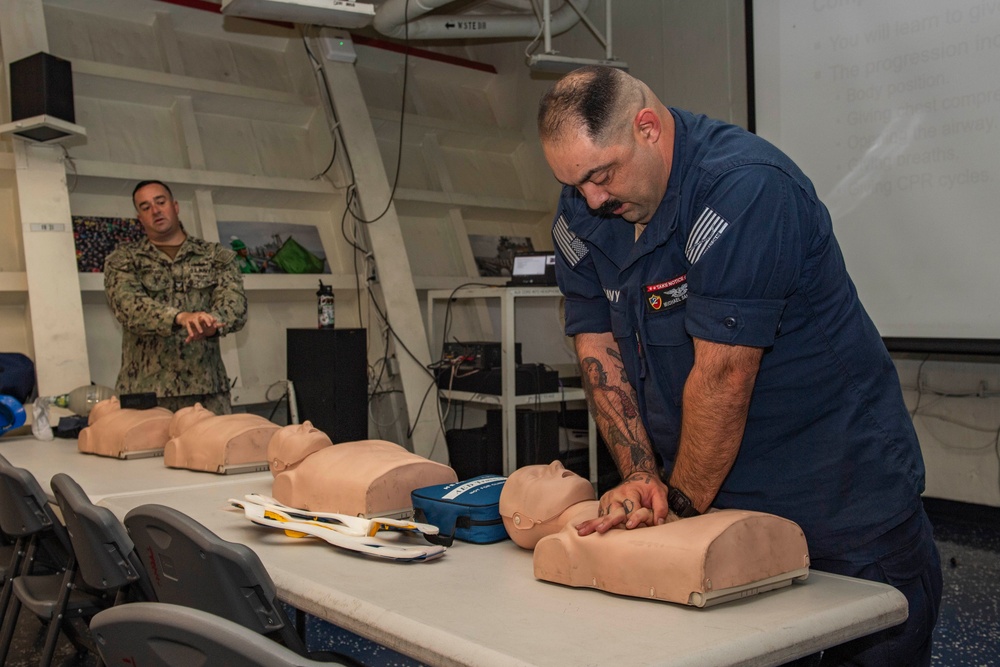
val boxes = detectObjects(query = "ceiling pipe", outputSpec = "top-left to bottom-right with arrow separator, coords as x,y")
373,0 -> 590,41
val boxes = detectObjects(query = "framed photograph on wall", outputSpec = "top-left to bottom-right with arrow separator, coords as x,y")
469,234 -> 534,277
217,221 -> 331,274
72,216 -> 145,273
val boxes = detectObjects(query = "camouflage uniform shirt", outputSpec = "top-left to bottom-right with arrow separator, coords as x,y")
104,235 -> 248,398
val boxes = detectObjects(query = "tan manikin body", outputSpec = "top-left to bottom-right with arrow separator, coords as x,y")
267,421 -> 458,518
500,461 -> 810,607
163,403 -> 279,473
78,396 -> 173,458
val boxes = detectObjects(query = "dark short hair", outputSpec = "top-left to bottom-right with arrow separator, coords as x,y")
132,180 -> 173,207
538,66 -> 625,144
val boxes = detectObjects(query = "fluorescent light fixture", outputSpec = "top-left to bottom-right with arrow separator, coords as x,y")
221,0 -> 375,28
0,114 -> 86,144
528,53 -> 629,74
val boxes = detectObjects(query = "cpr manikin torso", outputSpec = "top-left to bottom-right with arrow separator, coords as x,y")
77,397 -> 173,458
163,403 -> 280,473
268,422 -> 458,519
499,461 -> 810,607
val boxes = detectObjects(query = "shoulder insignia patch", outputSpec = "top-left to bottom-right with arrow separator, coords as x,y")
685,206 -> 729,264
553,214 -> 589,267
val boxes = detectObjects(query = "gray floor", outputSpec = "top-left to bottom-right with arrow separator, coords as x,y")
1,498 -> 997,666
924,498 -> 1000,667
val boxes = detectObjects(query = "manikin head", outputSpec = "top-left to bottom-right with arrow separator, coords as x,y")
537,66 -> 674,226
499,461 -> 597,549
169,402 -> 214,438
88,396 -> 121,425
267,421 -> 333,475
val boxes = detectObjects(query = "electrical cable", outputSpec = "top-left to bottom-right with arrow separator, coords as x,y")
440,282 -> 499,357
300,29 -> 341,181
342,0 -> 412,226
305,2 -> 445,456
368,327 -> 392,402
364,281 -> 447,458
60,145 -> 79,193
523,0 -> 546,62
368,389 -> 405,438
365,283 -> 434,381
909,356 -> 1000,493
407,377 -> 441,440
264,380 -> 292,423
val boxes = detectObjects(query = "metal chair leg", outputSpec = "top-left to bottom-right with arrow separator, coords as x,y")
37,565 -> 77,667
0,594 -> 23,665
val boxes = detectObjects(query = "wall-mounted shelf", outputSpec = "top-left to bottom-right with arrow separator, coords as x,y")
72,60 -> 316,124
0,115 -> 87,145
367,107 -> 524,153
80,272 -> 499,297
440,388 -> 586,406
412,276 -> 507,291
79,271 -> 360,295
393,188 -> 550,224
69,160 -> 340,210
0,272 -> 28,305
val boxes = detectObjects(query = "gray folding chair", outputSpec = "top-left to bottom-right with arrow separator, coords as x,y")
0,539 -> 14,591
123,503 -> 360,665
50,472 -> 155,604
0,452 -> 54,624
0,457 -> 110,666
91,602 -> 335,667
0,454 -> 25,618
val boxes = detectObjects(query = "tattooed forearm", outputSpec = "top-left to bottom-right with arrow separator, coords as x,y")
607,347 -> 631,384
629,443 -> 657,473
575,333 -> 660,479
603,421 -> 657,478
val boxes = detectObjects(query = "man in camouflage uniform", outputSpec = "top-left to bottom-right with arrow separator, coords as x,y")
104,180 -> 247,415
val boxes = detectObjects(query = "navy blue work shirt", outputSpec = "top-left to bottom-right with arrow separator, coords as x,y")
553,108 -> 925,559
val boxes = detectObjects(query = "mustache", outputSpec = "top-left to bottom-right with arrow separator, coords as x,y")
596,199 -> 624,216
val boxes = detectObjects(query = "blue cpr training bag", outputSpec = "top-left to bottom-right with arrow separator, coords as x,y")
411,475 -> 508,546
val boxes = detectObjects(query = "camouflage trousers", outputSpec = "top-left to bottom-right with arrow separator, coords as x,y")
157,392 -> 232,415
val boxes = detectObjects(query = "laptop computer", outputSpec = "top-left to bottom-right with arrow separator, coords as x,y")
507,251 -> 558,286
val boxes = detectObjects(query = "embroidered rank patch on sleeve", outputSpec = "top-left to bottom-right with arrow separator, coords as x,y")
685,206 -> 730,264
553,213 -> 589,267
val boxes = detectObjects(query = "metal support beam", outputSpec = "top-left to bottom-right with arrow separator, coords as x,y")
319,57 -> 446,461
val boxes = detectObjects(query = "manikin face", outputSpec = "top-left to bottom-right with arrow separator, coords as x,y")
501,461 -> 596,523
268,421 -> 332,472
133,183 -> 182,243
542,123 -> 667,225
500,460 -> 597,548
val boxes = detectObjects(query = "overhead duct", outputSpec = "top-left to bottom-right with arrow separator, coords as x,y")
373,0 -> 589,41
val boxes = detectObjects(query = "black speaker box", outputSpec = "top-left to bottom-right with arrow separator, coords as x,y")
445,409 -> 559,480
286,328 -> 368,444
9,52 -> 75,124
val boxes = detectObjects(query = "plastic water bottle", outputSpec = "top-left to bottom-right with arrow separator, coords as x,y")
317,280 -> 335,329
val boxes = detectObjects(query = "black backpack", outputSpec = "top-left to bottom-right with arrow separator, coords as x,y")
0,353 -> 36,403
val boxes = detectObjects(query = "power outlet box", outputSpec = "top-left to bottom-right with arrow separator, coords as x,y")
320,29 -> 358,64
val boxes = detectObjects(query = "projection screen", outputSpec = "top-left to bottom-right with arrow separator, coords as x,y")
752,0 -> 1000,350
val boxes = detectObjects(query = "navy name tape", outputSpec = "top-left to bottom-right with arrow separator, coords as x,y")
644,274 -> 688,313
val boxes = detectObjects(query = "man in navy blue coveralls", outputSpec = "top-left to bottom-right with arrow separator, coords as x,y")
541,67 -> 941,666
